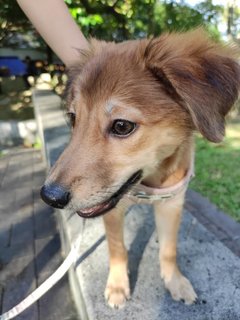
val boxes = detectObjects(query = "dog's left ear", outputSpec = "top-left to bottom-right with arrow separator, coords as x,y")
142,29 -> 240,142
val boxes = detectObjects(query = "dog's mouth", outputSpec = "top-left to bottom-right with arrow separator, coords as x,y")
76,170 -> 143,218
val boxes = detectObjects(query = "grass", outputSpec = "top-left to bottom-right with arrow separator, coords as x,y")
190,122 -> 240,222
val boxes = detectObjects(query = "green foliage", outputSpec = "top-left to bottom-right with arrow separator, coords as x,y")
1,0 -> 231,45
66,0 -> 157,40
65,0 -> 224,41
156,0 -> 223,40
160,1 -> 204,31
0,0 -> 29,30
228,3 -> 240,40
0,0 -> 31,43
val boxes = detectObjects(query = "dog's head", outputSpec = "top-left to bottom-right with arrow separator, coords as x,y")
41,29 -> 240,218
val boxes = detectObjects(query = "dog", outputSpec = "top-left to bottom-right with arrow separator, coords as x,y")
40,29 -> 240,308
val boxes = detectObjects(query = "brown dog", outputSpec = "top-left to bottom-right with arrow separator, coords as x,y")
41,29 -> 240,308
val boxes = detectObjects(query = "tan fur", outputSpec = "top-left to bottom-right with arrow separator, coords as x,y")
103,207 -> 130,308
44,29 -> 240,308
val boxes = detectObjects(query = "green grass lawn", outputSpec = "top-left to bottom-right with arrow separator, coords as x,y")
190,123 -> 240,222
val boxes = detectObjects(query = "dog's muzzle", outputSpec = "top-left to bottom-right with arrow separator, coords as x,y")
40,183 -> 71,209
76,170 -> 143,218
40,170 -> 143,218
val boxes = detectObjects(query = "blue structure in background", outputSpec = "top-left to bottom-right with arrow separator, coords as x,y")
0,56 -> 26,76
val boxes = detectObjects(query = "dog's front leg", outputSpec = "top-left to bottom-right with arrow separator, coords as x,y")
154,192 -> 197,304
103,205 -> 129,309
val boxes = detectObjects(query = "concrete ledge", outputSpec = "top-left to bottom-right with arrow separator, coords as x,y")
33,89 -> 88,320
34,88 -> 240,320
186,190 -> 240,257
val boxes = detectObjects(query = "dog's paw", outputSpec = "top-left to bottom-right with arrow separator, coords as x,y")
105,285 -> 130,309
104,272 -> 130,309
164,273 -> 197,305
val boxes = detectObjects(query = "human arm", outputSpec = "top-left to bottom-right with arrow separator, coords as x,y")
16,0 -> 89,66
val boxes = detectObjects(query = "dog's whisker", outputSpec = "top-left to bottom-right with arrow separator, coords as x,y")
97,182 -> 145,195
67,211 -> 76,220
95,190 -> 117,195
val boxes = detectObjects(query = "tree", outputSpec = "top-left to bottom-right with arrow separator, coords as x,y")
0,0 -> 230,51
65,0 -> 158,41
65,0 -> 224,41
226,0 -> 240,44
0,0 -> 55,62
0,0 -> 34,45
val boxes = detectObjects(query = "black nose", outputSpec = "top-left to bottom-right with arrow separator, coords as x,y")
40,183 -> 70,209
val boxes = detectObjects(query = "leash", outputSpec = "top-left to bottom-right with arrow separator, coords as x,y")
0,236 -> 81,320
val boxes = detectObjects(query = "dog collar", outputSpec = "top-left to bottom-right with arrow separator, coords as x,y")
128,156 -> 194,202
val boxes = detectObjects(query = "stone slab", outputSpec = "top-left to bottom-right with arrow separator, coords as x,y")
0,226 -> 10,249
35,234 -> 62,283
0,242 -> 34,265
11,214 -> 34,245
34,209 -> 57,239
1,255 -> 37,320
186,190 -> 240,257
78,206 -> 240,320
39,276 -> 79,320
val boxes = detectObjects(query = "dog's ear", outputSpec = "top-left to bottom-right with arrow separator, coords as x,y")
65,38 -> 114,102
143,29 -> 240,142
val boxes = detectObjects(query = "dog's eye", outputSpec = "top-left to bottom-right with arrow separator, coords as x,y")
66,112 -> 76,127
110,119 -> 136,137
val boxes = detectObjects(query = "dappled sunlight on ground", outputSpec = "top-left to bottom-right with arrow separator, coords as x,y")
0,74 -> 56,120
0,89 -> 34,121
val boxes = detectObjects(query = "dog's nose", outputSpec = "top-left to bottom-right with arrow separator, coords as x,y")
40,183 -> 70,209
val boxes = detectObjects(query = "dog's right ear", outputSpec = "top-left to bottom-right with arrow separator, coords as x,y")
64,43 -> 94,104
64,65 -> 82,105
67,38 -> 111,75
141,29 -> 240,142
65,39 -> 113,103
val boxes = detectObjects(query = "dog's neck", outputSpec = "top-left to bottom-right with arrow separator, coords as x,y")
142,138 -> 194,189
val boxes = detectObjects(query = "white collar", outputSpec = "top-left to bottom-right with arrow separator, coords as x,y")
128,155 -> 194,202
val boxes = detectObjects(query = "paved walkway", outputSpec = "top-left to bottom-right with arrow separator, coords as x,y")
0,147 -> 78,320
